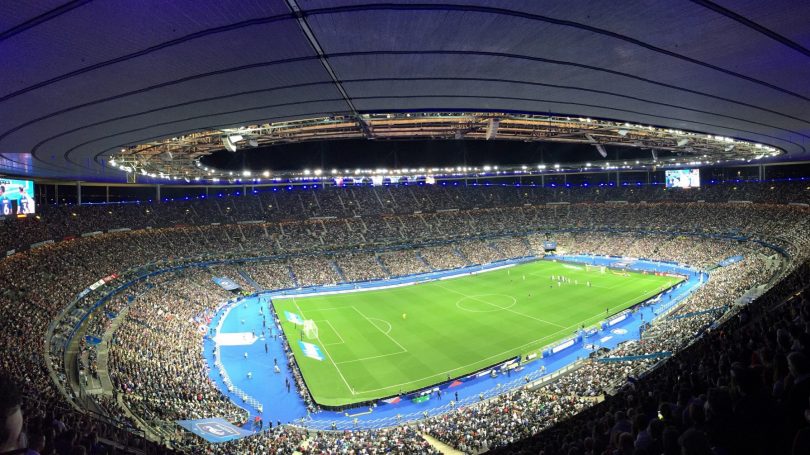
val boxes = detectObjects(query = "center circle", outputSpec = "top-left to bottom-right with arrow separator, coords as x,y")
455,294 -> 518,313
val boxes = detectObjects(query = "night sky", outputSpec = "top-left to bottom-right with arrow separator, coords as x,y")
202,139 -> 669,172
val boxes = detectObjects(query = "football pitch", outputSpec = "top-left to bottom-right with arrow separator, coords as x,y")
274,259 -> 680,406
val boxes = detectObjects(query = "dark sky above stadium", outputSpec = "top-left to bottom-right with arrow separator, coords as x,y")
202,140 -> 666,172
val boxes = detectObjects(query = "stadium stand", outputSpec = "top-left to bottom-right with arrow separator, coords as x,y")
0,182 -> 809,454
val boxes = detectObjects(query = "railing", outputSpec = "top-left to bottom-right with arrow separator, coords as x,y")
291,360 -> 586,431
211,299 -> 263,415
214,344 -> 263,414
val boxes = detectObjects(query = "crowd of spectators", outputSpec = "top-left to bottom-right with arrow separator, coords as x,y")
287,256 -> 341,287
458,240 -> 503,265
379,249 -> 432,277
420,244 -> 469,270
491,237 -> 533,259
177,419 -> 440,454
414,235 -> 791,453
490,261 -> 810,455
0,377 -> 168,455
334,251 -> 387,282
238,261 -> 295,291
0,182 -> 808,454
108,269 -> 243,427
2,181 -> 807,254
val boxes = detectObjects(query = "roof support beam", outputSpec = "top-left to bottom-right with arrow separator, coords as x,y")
285,0 -> 372,139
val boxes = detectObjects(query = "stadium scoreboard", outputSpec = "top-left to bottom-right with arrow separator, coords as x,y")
0,178 -> 35,215
665,169 -> 700,189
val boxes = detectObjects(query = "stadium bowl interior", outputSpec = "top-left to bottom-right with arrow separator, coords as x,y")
1,1 -> 810,454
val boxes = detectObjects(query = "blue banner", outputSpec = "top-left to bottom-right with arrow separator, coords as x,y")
718,255 -> 744,267
298,341 -> 324,361
597,352 -> 672,363
84,335 -> 102,345
212,276 -> 241,291
284,311 -> 304,325
176,418 -> 253,443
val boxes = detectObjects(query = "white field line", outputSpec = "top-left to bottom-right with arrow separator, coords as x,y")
335,350 -> 407,365
288,275 -> 682,397
367,317 -> 393,335
434,283 -> 567,329
351,289 -> 664,395
436,263 -> 518,281
292,298 -> 355,396
273,282 -> 417,299
352,306 -> 409,353
320,320 -> 345,345
352,324 -> 575,394
273,261 -> 528,299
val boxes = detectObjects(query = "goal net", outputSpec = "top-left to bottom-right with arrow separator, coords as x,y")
585,264 -> 606,274
302,320 -> 318,339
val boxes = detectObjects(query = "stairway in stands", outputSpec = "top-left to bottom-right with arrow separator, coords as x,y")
453,245 -> 472,265
330,260 -> 348,282
237,268 -> 264,292
286,264 -> 299,287
374,254 -> 391,276
522,237 -> 534,255
486,241 -> 502,259
420,433 -> 466,455
415,251 -> 433,270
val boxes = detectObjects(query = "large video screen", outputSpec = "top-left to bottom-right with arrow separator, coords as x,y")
665,169 -> 700,189
0,178 -> 36,215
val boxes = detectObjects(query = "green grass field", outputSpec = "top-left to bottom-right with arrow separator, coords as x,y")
274,259 -> 680,406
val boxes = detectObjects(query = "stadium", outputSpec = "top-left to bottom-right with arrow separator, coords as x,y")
0,2 -> 809,455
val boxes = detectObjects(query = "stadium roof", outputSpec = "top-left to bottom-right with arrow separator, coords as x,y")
1,0 -> 809,181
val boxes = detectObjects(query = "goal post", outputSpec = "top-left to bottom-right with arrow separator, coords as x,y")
302,319 -> 318,339
585,264 -> 606,274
